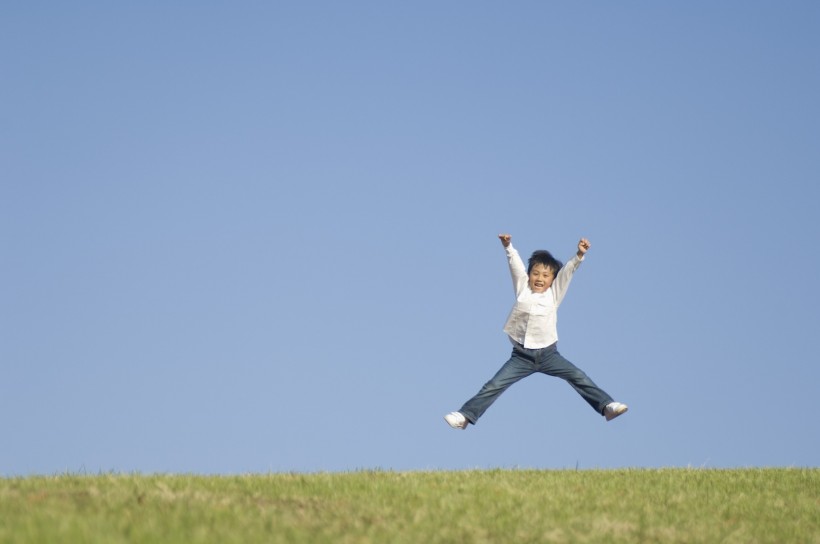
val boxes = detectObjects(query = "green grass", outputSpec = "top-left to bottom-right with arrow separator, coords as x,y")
1,468 -> 817,543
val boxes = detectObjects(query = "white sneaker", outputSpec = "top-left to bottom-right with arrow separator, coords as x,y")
604,402 -> 628,421
444,411 -> 468,429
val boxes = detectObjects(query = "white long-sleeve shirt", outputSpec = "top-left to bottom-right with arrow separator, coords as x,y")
502,243 -> 584,349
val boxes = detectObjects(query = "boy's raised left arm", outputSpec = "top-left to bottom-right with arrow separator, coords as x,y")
552,237 -> 591,305
577,238 -> 591,258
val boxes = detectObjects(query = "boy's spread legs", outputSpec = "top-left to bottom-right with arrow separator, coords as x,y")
446,343 -> 626,428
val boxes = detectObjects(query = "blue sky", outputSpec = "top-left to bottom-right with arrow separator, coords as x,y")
2,2 -> 818,475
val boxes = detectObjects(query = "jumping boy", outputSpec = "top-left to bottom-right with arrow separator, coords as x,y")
444,234 -> 628,429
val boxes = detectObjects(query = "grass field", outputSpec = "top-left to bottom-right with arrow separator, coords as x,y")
1,468 -> 816,543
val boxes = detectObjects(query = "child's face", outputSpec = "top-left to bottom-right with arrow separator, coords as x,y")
528,264 -> 555,293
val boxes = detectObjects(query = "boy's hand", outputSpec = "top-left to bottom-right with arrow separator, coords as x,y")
577,238 -> 591,257
498,234 -> 511,247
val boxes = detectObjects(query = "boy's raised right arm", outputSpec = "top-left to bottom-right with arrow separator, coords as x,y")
499,233 -> 528,293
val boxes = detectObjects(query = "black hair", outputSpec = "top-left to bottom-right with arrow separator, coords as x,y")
528,250 -> 563,276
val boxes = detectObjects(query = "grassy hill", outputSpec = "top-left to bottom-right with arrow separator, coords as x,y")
1,468 -> 816,543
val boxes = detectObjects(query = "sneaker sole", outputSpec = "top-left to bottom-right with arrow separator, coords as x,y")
605,406 -> 628,421
444,415 -> 467,429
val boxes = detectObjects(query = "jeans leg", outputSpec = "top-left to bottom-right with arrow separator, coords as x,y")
459,348 -> 536,424
539,346 -> 614,414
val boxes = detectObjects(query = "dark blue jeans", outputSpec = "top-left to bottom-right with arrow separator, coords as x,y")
459,343 -> 614,425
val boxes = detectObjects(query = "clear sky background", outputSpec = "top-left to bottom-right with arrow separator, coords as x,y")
2,2 -> 818,475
